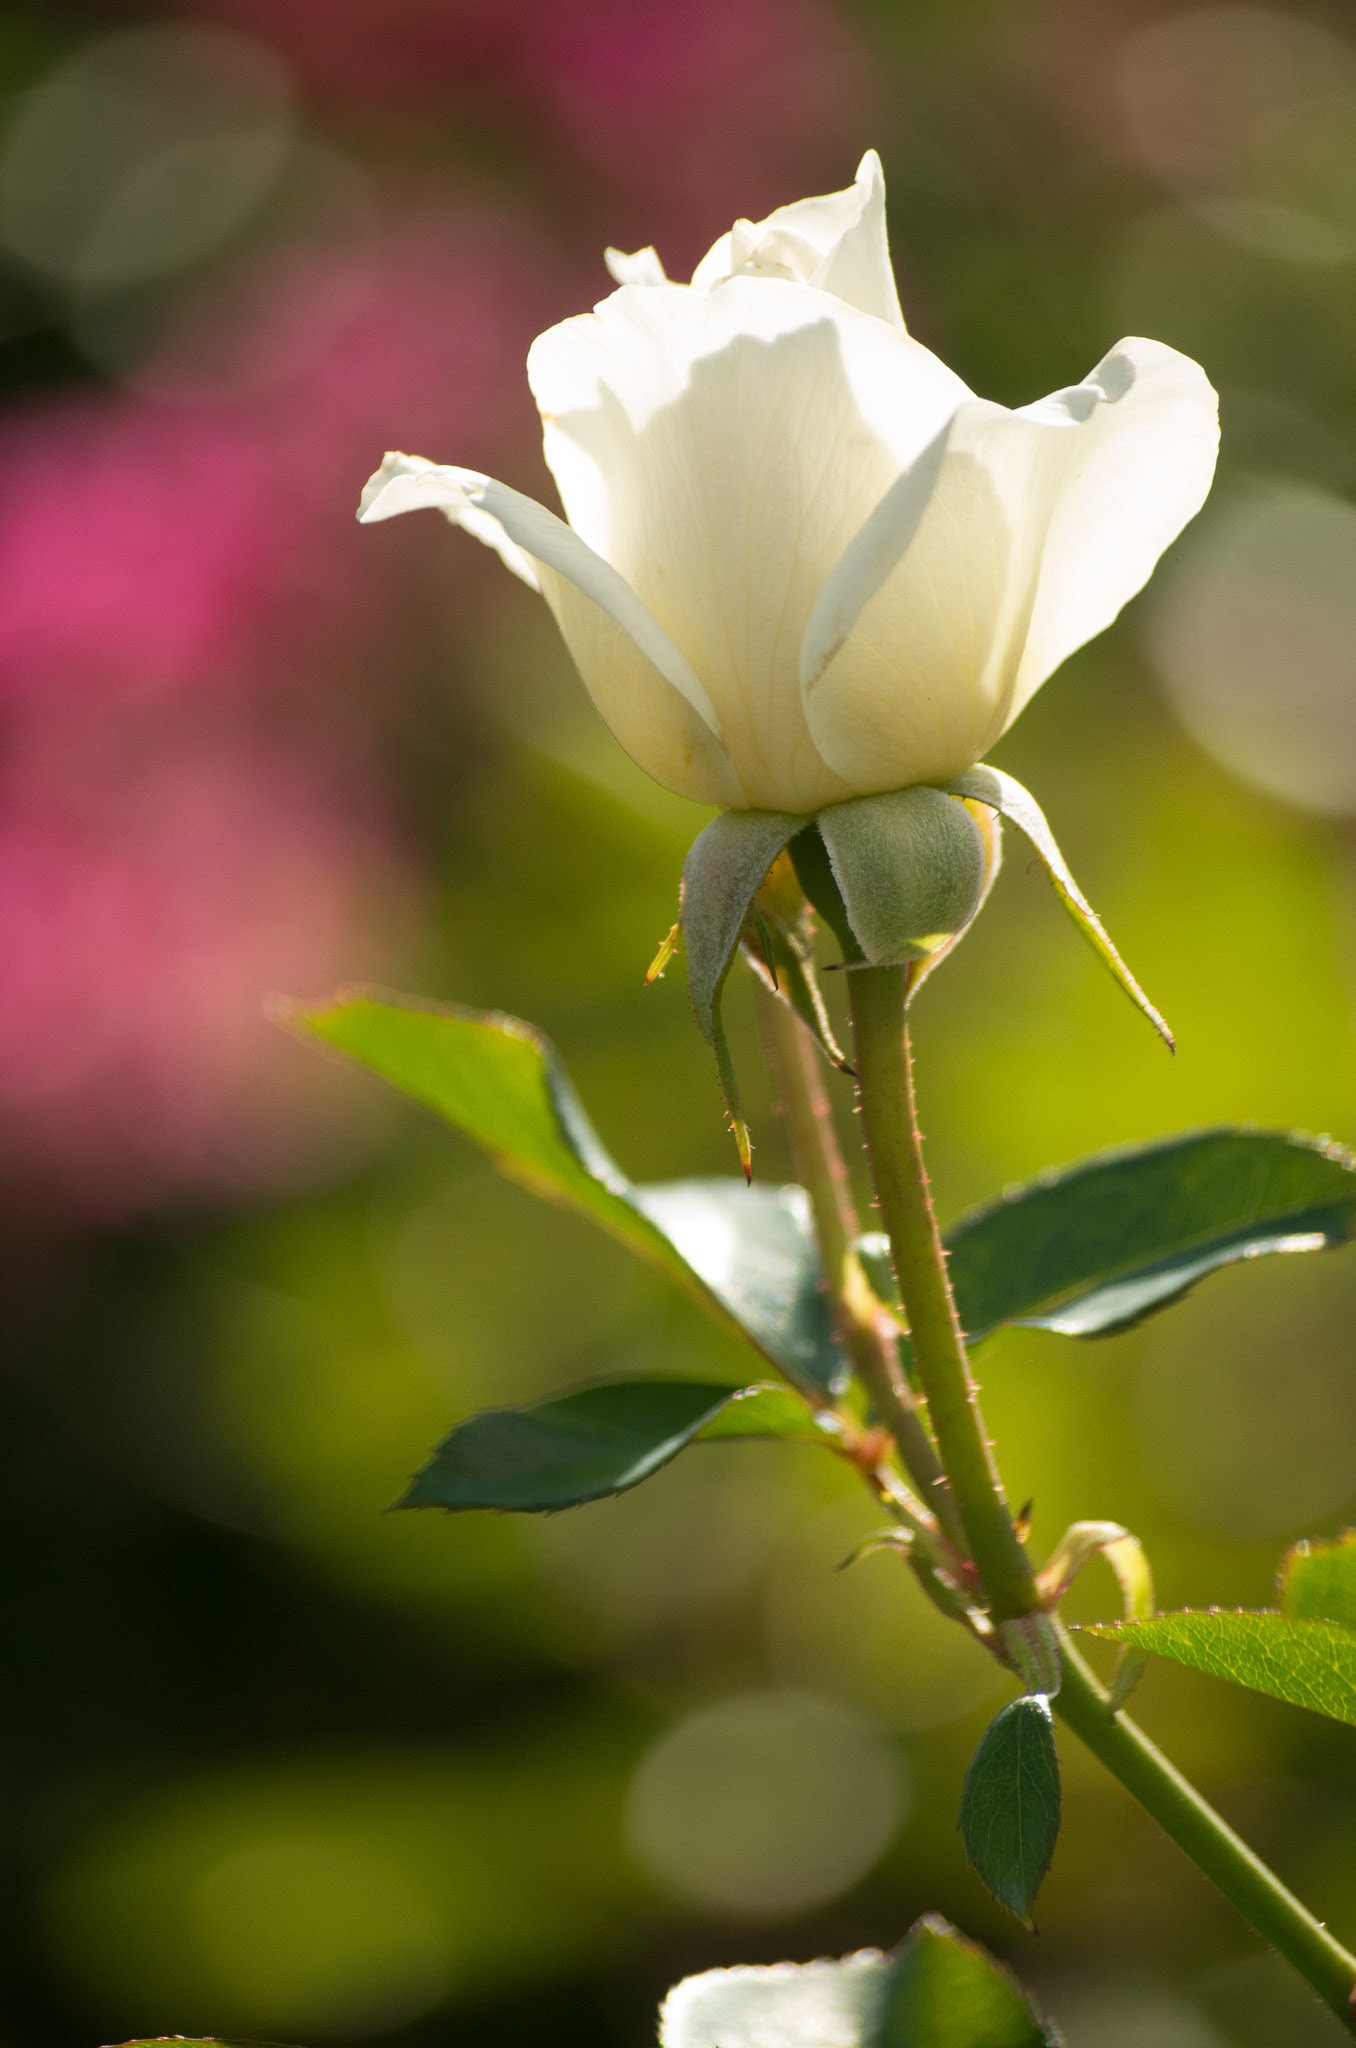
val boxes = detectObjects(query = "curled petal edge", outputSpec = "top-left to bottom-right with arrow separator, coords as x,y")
358,452 -> 726,743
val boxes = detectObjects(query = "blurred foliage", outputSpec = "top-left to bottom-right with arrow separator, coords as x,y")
6,3 -> 1356,2047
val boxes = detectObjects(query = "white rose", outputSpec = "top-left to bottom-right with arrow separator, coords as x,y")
360,151 -> 1218,816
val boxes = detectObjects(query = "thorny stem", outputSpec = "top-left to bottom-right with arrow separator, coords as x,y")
757,982 -> 968,1562
834,954 -> 1356,2027
847,963 -> 1039,1624
1056,1630 -> 1356,2032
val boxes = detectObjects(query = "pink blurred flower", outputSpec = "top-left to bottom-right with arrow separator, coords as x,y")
90,0 -> 521,105
0,396 -> 334,709
0,208 -> 559,719
174,208 -> 563,491
0,202 -> 564,1214
523,0 -> 873,262
0,732 -> 412,1217
92,0 -> 871,263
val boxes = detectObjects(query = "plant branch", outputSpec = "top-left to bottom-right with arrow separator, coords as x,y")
757,978 -> 968,1561
841,953 -> 1356,2023
847,962 -> 1039,1623
1055,1628 -> 1356,2031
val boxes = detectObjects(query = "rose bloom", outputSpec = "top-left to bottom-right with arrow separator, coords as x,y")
360,153 -> 1218,816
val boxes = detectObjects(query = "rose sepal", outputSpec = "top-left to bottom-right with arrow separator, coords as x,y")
679,809 -> 808,1175
816,786 -> 986,967
948,764 -> 1174,1051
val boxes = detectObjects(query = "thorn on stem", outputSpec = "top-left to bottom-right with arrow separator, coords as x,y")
646,922 -> 680,983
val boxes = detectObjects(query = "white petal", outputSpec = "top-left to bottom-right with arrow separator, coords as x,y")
808,151 -> 905,329
527,277 -> 969,812
358,451 -> 741,807
799,414 -> 955,694
359,451 -> 540,589
1005,337 -> 1219,721
691,150 -> 905,328
802,339 -> 1218,792
604,244 -> 668,288
801,397 -> 1033,791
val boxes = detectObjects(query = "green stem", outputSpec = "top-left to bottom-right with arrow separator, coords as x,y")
1056,1629 -> 1356,2031
844,952 -> 1356,2023
848,963 -> 1038,1623
757,983 -> 968,1557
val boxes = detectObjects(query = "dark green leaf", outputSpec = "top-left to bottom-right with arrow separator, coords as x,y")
1281,1532 -> 1356,1627
632,1178 -> 842,1397
293,994 -> 845,1398
870,1914 -> 1056,2048
941,1128 -> 1356,1344
679,808 -> 807,1174
959,1696 -> 1061,1925
399,1379 -> 827,1512
1080,1611 -> 1356,1725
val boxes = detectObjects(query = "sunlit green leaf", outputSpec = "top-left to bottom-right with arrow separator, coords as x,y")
1080,1611 -> 1356,1726
294,993 -> 845,1398
871,1914 -> 1055,2048
399,1380 -> 830,1513
940,1128 -> 1356,1343
1281,1532 -> 1356,1627
959,1696 -> 1061,1925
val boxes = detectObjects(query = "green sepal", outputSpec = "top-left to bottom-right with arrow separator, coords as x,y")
398,1379 -> 832,1514
949,763 -> 1173,1051
789,821 -> 862,960
960,1696 -> 1062,1926
290,993 -> 846,1399
910,799 -> 1004,997
680,809 -> 808,1174
740,853 -> 853,1072
1039,1522 -> 1154,1709
817,786 -> 986,966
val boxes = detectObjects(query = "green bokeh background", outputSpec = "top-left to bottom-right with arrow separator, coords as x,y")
6,4 -> 1356,2045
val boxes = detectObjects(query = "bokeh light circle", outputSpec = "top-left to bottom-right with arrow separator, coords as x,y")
0,23 -> 295,288
1142,483 -> 1356,815
624,1687 -> 906,1918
